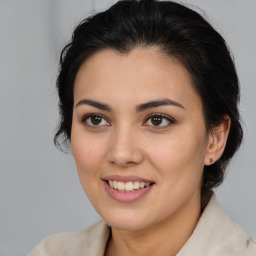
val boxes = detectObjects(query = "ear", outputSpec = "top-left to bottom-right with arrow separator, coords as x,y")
204,115 -> 231,166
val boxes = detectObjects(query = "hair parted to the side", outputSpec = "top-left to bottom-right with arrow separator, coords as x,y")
54,0 -> 243,197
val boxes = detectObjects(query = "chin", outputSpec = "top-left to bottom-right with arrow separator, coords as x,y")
102,206 -> 171,232
98,208 -> 154,231
106,218 -> 152,231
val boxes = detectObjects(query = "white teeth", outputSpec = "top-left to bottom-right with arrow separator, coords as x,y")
125,182 -> 133,191
134,181 -> 140,189
117,181 -> 125,191
108,180 -> 151,191
113,181 -> 118,189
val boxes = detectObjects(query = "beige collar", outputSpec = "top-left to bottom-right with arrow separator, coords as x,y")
75,194 -> 256,256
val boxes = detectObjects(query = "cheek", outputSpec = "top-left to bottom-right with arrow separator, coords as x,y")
147,129 -> 207,184
71,127 -> 106,179
147,133 -> 206,213
73,142 -> 99,167
71,135 -> 106,201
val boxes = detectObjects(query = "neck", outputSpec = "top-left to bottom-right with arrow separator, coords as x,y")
105,193 -> 202,256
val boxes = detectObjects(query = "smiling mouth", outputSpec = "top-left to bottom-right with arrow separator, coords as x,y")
105,180 -> 154,192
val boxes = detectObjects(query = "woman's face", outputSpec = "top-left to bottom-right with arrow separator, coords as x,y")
71,47 -> 211,231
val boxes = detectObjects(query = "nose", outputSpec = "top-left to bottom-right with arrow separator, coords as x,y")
106,126 -> 144,167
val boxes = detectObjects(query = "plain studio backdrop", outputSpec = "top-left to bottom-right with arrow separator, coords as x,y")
0,0 -> 255,255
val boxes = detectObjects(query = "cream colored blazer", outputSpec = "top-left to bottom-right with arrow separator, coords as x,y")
29,194 -> 256,256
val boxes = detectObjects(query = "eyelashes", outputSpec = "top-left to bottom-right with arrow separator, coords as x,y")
80,113 -> 176,129
81,113 -> 111,128
143,114 -> 175,129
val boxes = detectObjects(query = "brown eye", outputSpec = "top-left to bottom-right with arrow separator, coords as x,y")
143,114 -> 175,129
91,116 -> 102,125
82,114 -> 110,128
151,116 -> 163,126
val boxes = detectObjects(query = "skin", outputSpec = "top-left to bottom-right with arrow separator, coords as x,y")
71,47 -> 230,256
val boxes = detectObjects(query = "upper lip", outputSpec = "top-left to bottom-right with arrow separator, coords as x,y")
102,175 -> 155,183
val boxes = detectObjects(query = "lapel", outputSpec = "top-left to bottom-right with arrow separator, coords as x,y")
75,194 -> 256,256
176,194 -> 256,255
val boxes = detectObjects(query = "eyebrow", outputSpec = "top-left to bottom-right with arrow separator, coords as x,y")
75,99 -> 112,111
136,98 -> 185,112
75,98 -> 185,112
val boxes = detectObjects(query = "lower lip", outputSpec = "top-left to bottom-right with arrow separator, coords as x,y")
104,181 -> 154,203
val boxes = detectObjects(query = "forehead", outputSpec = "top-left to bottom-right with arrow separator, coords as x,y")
74,47 -> 202,110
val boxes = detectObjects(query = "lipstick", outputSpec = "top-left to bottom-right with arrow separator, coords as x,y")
102,175 -> 155,203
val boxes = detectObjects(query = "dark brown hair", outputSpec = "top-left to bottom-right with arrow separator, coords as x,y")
54,0 -> 243,196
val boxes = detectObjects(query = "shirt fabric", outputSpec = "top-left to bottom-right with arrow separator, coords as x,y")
29,194 -> 256,256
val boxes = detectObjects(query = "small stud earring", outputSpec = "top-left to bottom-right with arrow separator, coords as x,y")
210,158 -> 214,164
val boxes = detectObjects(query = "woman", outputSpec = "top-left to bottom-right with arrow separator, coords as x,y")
29,0 -> 256,255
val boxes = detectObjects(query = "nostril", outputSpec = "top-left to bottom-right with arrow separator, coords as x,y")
107,148 -> 144,167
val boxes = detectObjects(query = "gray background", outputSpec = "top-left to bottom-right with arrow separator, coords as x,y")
0,0 -> 255,255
